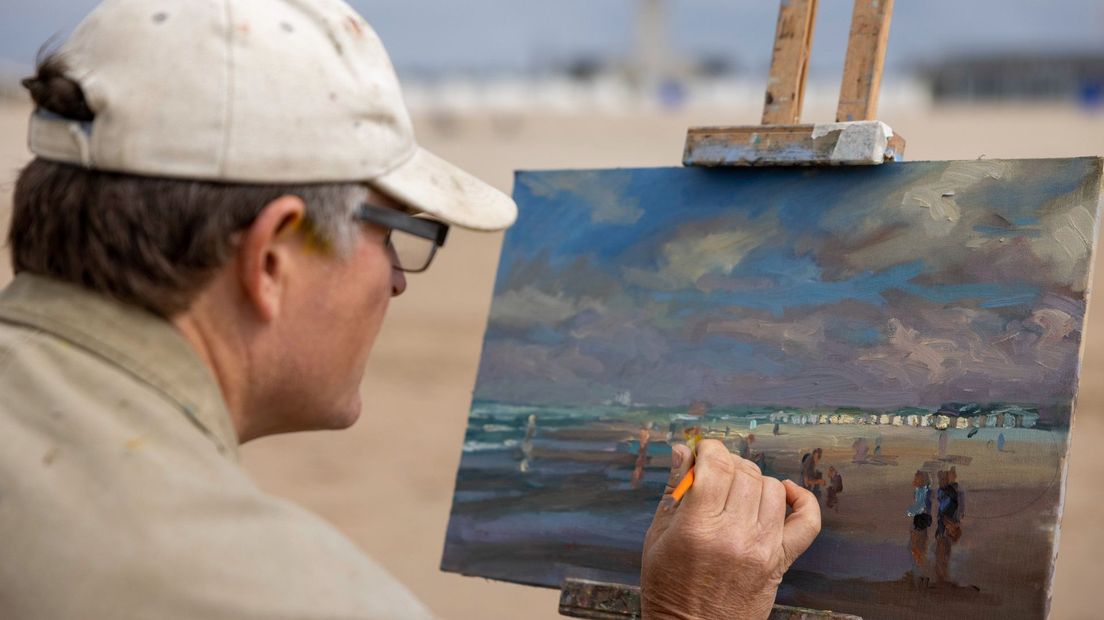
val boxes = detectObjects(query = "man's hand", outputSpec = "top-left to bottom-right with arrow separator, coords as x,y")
641,440 -> 821,620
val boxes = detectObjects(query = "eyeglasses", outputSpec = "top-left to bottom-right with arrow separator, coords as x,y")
352,202 -> 450,273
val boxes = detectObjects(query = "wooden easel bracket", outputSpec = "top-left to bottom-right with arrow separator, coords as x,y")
685,121 -> 904,167
558,578 -> 863,620
684,0 -> 904,168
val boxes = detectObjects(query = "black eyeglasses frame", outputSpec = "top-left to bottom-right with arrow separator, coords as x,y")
352,202 -> 450,273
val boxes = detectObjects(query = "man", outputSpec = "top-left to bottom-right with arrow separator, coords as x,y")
0,0 -> 821,618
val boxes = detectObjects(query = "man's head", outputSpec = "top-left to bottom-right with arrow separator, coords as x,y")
12,0 -> 516,442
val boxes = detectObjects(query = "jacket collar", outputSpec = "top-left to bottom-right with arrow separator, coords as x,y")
0,273 -> 239,459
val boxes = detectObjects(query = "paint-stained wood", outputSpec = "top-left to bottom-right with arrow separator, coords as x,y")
762,0 -> 819,125
558,578 -> 864,619
684,0 -> 904,169
558,579 -> 639,620
684,121 -> 905,167
836,0 -> 895,122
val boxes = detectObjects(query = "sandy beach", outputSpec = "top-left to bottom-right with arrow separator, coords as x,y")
2,97 -> 1104,618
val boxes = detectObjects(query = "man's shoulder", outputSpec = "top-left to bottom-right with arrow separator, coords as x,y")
0,322 -> 432,619
0,316 -> 192,454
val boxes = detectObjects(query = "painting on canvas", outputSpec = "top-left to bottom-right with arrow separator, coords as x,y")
442,158 -> 1102,619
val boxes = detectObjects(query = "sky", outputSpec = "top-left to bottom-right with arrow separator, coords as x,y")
2,0 -> 1103,77
473,158 -> 1101,418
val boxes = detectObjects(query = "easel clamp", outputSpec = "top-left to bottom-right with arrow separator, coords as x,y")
685,120 -> 904,167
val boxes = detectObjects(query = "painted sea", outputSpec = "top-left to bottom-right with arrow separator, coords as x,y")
442,159 -> 1102,619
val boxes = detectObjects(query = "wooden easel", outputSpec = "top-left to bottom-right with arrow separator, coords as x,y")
558,2 -> 903,617
684,0 -> 904,167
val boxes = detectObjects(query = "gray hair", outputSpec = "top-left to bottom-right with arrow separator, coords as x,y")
10,54 -> 364,317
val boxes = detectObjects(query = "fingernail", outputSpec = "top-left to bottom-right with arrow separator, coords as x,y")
671,449 -> 683,469
659,496 -> 676,511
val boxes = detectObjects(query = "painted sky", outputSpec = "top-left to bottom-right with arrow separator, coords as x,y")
473,159 -> 1102,416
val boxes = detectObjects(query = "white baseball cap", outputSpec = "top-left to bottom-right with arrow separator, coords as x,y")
27,0 -> 516,231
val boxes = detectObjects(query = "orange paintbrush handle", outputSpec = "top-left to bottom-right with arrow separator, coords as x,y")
671,466 -> 695,502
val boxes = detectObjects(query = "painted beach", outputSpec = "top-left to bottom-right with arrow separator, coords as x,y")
443,402 -> 1067,619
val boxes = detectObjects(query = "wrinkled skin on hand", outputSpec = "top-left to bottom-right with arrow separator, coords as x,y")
641,440 -> 822,620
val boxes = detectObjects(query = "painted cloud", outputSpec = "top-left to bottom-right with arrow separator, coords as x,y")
474,159 -> 1102,422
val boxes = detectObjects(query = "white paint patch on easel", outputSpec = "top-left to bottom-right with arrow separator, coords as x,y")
810,120 -> 891,164
809,121 -> 849,140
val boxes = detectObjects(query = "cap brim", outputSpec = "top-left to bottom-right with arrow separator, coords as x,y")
370,147 -> 517,231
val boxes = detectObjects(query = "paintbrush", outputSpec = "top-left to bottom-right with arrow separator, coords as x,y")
671,466 -> 695,502
671,429 -> 703,502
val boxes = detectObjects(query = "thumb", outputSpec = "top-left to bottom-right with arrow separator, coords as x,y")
780,479 -> 822,569
647,443 -> 694,540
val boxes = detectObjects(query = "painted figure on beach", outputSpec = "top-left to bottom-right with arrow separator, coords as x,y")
935,468 -> 964,583
906,470 -> 934,586
938,430 -> 949,460
801,448 -> 826,500
753,451 -> 768,473
852,437 -> 869,463
998,432 -> 1007,452
630,423 -> 652,490
519,413 -> 537,473
732,434 -> 750,460
825,466 -> 844,510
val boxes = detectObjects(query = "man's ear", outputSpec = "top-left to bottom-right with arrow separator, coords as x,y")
237,195 -> 307,322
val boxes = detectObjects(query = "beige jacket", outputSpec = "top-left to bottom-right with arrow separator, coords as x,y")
0,274 -> 434,619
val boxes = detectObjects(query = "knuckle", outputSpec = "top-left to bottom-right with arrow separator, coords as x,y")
697,444 -> 737,477
665,469 -> 684,488
676,523 -> 716,553
798,484 -> 817,502
731,522 -> 765,549
750,546 -> 775,569
809,513 -> 823,535
794,515 -> 821,542
697,439 -> 726,458
735,455 -> 762,479
733,533 -> 774,568
762,477 -> 785,501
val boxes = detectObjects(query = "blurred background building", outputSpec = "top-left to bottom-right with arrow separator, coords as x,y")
924,53 -> 1104,105
3,0 -> 1104,113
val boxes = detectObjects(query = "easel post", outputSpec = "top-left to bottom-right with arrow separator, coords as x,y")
837,0 -> 895,122
558,1 -> 904,617
762,0 -> 819,125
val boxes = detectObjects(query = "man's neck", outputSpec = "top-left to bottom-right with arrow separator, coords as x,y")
171,298 -> 251,444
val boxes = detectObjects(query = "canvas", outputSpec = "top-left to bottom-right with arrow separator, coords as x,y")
441,158 -> 1103,619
